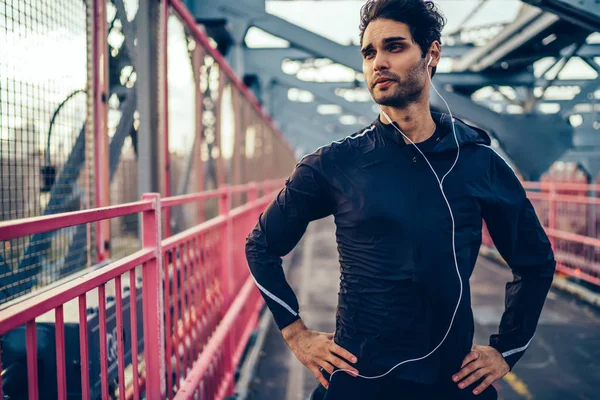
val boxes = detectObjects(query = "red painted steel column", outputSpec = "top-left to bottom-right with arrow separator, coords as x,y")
216,72 -> 226,187
141,193 -> 166,398
162,0 -> 172,238
93,0 -> 110,261
193,46 -> 205,222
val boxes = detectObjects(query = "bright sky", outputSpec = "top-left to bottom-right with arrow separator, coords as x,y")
264,0 -> 524,46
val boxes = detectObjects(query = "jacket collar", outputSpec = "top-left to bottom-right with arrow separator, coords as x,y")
372,111 -> 491,153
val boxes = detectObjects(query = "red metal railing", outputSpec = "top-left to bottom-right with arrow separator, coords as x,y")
0,180 -> 281,399
0,195 -> 165,399
482,181 -> 600,286
159,181 -> 279,399
4,177 -> 600,398
0,0 -> 298,305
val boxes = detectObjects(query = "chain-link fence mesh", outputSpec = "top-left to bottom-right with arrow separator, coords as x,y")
0,0 -> 90,304
107,0 -> 141,259
0,0 -> 297,304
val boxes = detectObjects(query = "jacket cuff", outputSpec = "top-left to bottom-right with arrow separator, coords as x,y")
276,312 -> 301,332
489,334 -> 530,371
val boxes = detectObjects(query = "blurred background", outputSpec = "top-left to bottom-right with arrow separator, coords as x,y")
0,0 -> 599,399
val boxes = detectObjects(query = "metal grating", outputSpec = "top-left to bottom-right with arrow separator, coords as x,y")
168,12 -> 202,234
107,0 -> 141,258
109,136 -> 140,258
0,0 -> 90,304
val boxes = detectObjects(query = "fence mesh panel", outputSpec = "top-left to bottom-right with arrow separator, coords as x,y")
168,12 -> 201,235
107,0 -> 141,258
0,0 -> 89,304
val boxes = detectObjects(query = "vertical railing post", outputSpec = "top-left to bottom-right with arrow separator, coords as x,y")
248,182 -> 259,222
590,185 -> 598,242
141,193 -> 166,398
218,185 -> 235,398
263,181 -> 272,199
191,42 -> 206,223
219,185 -> 233,304
92,0 -> 110,262
549,186 -> 557,251
161,0 -> 171,239
248,182 -> 258,203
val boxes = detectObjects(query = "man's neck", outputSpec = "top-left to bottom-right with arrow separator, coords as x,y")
380,103 -> 436,144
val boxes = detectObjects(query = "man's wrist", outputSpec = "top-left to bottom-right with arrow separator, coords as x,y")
489,340 -> 515,371
281,318 -> 307,343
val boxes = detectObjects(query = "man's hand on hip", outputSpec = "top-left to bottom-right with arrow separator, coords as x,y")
452,344 -> 509,395
282,319 -> 359,389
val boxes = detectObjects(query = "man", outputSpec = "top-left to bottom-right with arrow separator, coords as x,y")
245,0 -> 556,398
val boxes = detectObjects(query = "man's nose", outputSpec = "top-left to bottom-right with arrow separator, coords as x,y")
373,52 -> 389,72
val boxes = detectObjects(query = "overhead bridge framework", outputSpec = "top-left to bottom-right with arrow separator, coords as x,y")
523,0 -> 600,31
182,0 -> 600,180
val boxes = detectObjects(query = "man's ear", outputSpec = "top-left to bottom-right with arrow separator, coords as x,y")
427,41 -> 442,68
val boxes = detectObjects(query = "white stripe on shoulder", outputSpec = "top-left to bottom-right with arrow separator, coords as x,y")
297,125 -> 376,164
475,143 -> 516,175
501,336 -> 534,358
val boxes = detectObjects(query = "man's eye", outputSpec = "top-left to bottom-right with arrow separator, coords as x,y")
363,51 -> 374,59
389,44 -> 403,51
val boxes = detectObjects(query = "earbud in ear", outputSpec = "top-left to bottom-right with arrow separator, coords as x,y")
427,56 -> 432,67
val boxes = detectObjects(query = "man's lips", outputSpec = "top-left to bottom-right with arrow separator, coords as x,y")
374,78 -> 395,88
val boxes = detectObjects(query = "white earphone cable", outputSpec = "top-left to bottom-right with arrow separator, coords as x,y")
329,55 -> 463,382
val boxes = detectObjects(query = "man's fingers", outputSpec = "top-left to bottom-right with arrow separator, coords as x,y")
457,368 -> 489,390
311,366 -> 329,389
319,361 -> 335,375
472,376 -> 495,395
460,350 -> 480,368
453,361 -> 482,383
329,342 -> 358,363
326,355 -> 359,375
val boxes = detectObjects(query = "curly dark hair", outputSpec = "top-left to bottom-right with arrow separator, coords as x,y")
359,0 -> 446,77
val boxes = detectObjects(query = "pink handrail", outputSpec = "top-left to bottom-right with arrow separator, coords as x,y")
526,192 -> 600,205
545,228 -> 600,248
4,175 -> 600,399
160,180 -> 283,209
0,193 -> 166,400
0,249 -> 155,334
161,187 -> 228,208
523,181 -> 600,191
483,180 -> 600,288
0,200 -> 153,241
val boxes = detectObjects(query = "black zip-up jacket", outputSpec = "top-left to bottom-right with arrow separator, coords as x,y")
245,111 -> 556,384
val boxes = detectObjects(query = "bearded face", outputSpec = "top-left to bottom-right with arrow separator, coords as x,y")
361,19 -> 430,108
